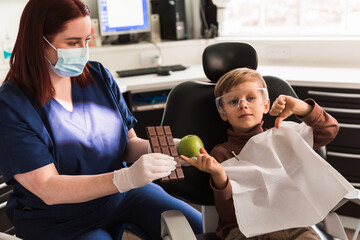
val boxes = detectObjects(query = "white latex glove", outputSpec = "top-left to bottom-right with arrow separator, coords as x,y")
113,153 -> 176,193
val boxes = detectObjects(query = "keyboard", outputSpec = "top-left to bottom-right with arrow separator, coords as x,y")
116,64 -> 187,77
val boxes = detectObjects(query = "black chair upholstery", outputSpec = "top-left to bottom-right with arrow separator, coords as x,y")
202,42 -> 258,82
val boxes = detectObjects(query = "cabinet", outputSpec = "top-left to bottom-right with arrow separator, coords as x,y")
123,89 -> 171,139
293,86 -> 360,218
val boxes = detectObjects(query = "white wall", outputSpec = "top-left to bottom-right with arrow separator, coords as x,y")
0,0 -> 27,42
219,37 -> 360,68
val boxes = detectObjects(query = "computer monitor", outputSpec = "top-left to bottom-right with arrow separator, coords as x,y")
98,0 -> 151,36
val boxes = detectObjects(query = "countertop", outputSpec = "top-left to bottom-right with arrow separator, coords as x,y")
2,64 -> 360,92
113,65 -> 360,93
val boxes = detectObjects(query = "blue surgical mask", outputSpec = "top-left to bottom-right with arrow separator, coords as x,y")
43,36 -> 89,77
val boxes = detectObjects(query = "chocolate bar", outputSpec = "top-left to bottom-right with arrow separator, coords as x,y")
145,126 -> 184,182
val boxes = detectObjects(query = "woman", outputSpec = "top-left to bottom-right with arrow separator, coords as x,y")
0,0 -> 202,239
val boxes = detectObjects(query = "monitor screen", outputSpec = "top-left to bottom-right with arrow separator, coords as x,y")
98,0 -> 150,36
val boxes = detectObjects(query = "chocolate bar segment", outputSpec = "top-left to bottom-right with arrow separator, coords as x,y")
145,126 -> 184,182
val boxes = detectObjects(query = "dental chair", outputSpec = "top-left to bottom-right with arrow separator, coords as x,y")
158,42 -> 353,240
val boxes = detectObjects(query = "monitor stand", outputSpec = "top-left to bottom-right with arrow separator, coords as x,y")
111,35 -> 131,45
111,33 -> 151,45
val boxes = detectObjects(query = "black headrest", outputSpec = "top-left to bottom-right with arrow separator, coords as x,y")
202,42 -> 258,83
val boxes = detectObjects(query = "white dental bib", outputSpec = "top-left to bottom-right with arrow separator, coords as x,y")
221,121 -> 357,238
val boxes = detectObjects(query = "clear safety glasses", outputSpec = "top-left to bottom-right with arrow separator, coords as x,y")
215,88 -> 269,114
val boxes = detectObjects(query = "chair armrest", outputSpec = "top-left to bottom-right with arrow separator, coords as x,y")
161,210 -> 197,240
323,212 -> 347,240
0,233 -> 22,240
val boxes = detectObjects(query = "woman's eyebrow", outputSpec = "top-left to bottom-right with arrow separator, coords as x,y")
65,34 -> 92,40
65,37 -> 82,40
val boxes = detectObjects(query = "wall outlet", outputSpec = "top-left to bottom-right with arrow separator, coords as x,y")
267,46 -> 290,61
139,51 -> 161,66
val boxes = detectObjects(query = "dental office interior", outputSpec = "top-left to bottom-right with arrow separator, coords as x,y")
0,0 -> 359,239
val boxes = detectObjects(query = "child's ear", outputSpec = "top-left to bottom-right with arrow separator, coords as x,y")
263,99 -> 270,114
219,112 -> 228,121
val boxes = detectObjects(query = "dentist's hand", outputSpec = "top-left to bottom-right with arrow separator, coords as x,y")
113,153 -> 176,192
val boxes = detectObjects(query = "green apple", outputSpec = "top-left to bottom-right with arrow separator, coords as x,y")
178,135 -> 204,158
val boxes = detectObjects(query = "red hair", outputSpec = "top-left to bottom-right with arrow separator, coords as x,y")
4,0 -> 93,105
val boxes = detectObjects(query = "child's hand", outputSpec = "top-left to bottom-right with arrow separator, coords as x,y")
180,148 -> 223,175
269,95 -> 313,128
180,148 -> 228,189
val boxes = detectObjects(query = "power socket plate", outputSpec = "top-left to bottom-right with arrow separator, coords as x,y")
139,51 -> 160,66
267,46 -> 290,61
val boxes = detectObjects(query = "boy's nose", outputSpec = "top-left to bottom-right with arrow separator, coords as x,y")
238,99 -> 248,109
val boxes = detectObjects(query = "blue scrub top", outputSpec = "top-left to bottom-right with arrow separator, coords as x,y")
0,61 -> 137,238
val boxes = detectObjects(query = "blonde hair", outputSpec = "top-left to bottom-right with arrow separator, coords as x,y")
214,68 -> 267,98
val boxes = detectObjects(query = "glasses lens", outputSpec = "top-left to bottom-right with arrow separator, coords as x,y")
216,88 -> 268,114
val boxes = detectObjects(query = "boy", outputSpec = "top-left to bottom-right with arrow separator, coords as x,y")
181,68 -> 339,240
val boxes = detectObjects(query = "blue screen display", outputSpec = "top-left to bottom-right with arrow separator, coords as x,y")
98,0 -> 150,36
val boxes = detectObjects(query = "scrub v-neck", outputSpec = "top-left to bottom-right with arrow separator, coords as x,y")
50,81 -> 87,131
